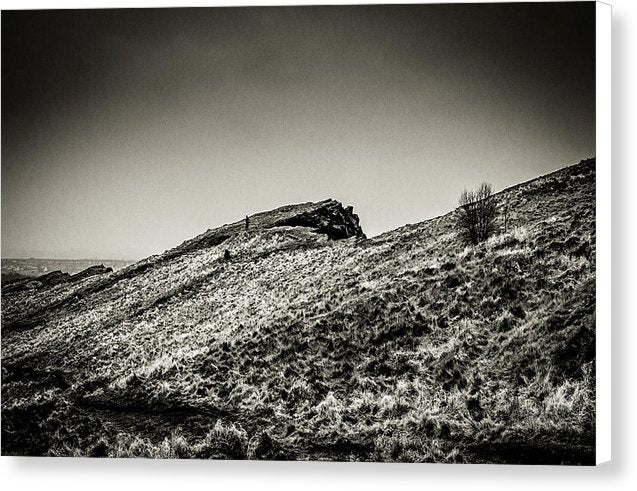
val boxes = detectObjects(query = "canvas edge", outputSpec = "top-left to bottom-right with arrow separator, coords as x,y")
595,0 -> 611,466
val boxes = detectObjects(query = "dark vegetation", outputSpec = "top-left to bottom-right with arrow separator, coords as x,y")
458,183 -> 498,245
1,158 -> 596,464
1,272 -> 31,283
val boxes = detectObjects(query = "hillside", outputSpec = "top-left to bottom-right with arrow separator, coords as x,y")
1,158 -> 596,464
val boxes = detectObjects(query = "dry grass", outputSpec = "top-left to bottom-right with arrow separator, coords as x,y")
1,158 -> 596,464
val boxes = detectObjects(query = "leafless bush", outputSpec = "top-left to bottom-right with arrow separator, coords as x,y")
458,183 -> 498,245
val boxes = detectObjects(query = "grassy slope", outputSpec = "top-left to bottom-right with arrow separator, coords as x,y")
1,159 -> 595,463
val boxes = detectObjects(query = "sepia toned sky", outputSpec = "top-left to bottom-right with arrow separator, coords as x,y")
1,2 -> 595,259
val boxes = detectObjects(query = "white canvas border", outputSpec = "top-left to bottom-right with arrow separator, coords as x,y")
595,0 -> 612,466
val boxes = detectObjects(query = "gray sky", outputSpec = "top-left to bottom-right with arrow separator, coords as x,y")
1,3 -> 595,259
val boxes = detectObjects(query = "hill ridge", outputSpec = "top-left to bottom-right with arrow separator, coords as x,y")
2,158 -> 596,464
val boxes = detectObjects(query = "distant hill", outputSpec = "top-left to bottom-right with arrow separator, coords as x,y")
1,264 -> 116,295
1,258 -> 135,277
1,158 -> 596,464
1,272 -> 32,283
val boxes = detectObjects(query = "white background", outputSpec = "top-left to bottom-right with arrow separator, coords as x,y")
0,0 -> 634,489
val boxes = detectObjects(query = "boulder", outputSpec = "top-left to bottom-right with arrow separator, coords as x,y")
70,264 -> 113,282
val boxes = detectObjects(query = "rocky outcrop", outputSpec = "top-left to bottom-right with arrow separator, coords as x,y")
70,264 -> 113,282
270,199 -> 365,240
2,270 -> 70,294
2,265 -> 113,296
171,199 -> 365,257
38,270 -> 71,286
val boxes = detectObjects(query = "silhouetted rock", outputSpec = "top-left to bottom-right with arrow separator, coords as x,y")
271,199 -> 366,240
2,265 -> 111,295
71,264 -> 113,282
3,270 -> 71,295
37,270 -> 71,286
172,199 -> 365,257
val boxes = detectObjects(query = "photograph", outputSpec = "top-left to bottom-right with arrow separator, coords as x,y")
1,2 -> 599,464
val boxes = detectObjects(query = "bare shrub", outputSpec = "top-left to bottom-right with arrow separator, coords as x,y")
458,183 -> 498,245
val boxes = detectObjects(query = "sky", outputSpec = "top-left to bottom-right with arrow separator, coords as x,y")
1,2 -> 596,259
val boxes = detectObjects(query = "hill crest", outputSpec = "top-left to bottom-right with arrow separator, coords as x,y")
1,158 -> 596,464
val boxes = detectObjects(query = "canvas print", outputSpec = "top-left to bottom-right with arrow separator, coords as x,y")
1,2 -> 597,464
